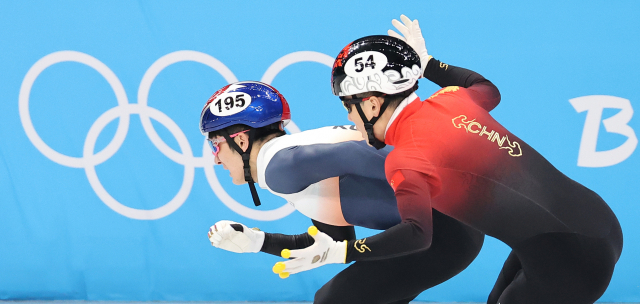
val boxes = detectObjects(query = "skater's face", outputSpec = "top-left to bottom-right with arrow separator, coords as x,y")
347,105 -> 367,141
211,131 -> 250,185
344,96 -> 379,143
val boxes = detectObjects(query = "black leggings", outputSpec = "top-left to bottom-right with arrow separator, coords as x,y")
487,224 -> 623,304
314,210 -> 485,304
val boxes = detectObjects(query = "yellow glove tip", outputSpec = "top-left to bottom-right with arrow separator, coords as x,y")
308,226 -> 318,236
279,272 -> 290,279
281,249 -> 291,259
272,262 -> 286,274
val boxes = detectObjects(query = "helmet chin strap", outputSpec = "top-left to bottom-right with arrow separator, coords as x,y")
222,129 -> 261,206
354,101 -> 389,150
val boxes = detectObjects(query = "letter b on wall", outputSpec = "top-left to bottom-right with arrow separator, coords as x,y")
570,95 -> 637,167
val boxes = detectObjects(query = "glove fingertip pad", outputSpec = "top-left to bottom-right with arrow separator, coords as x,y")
273,262 -> 286,274
308,226 -> 318,236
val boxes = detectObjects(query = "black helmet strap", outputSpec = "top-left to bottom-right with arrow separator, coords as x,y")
221,128 -> 261,206
353,99 -> 390,150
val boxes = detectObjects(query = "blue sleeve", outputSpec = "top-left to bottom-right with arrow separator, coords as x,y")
264,140 -> 391,194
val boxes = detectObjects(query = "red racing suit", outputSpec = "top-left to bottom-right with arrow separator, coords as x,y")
343,58 -> 622,303
344,60 -> 621,267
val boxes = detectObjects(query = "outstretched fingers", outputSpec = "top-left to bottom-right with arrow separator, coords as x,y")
391,18 -> 410,38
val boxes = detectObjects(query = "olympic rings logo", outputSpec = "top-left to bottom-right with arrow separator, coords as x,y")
19,50 -> 335,221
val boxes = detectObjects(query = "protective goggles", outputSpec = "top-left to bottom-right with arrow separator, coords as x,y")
340,94 -> 385,113
207,129 -> 250,157
340,96 -> 373,114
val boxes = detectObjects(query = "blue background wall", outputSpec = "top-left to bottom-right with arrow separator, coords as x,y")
1,1 -> 638,302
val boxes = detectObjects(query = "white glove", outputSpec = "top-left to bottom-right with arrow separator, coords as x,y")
208,220 -> 265,253
388,14 -> 431,75
271,226 -> 347,278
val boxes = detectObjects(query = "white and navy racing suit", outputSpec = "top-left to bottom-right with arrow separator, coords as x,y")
254,126 -> 484,304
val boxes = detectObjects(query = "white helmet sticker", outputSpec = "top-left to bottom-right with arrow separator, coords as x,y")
344,51 -> 388,77
209,92 -> 252,116
339,63 -> 421,96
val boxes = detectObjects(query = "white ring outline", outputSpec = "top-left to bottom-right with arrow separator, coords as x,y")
19,50 -> 333,221
138,51 -> 237,167
84,104 -> 195,220
19,51 -> 130,168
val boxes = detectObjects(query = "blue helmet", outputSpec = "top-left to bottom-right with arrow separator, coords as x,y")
199,81 -> 291,135
199,81 -> 291,207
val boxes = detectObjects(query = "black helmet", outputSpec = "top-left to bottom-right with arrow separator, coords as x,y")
331,35 -> 421,150
331,35 -> 421,97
